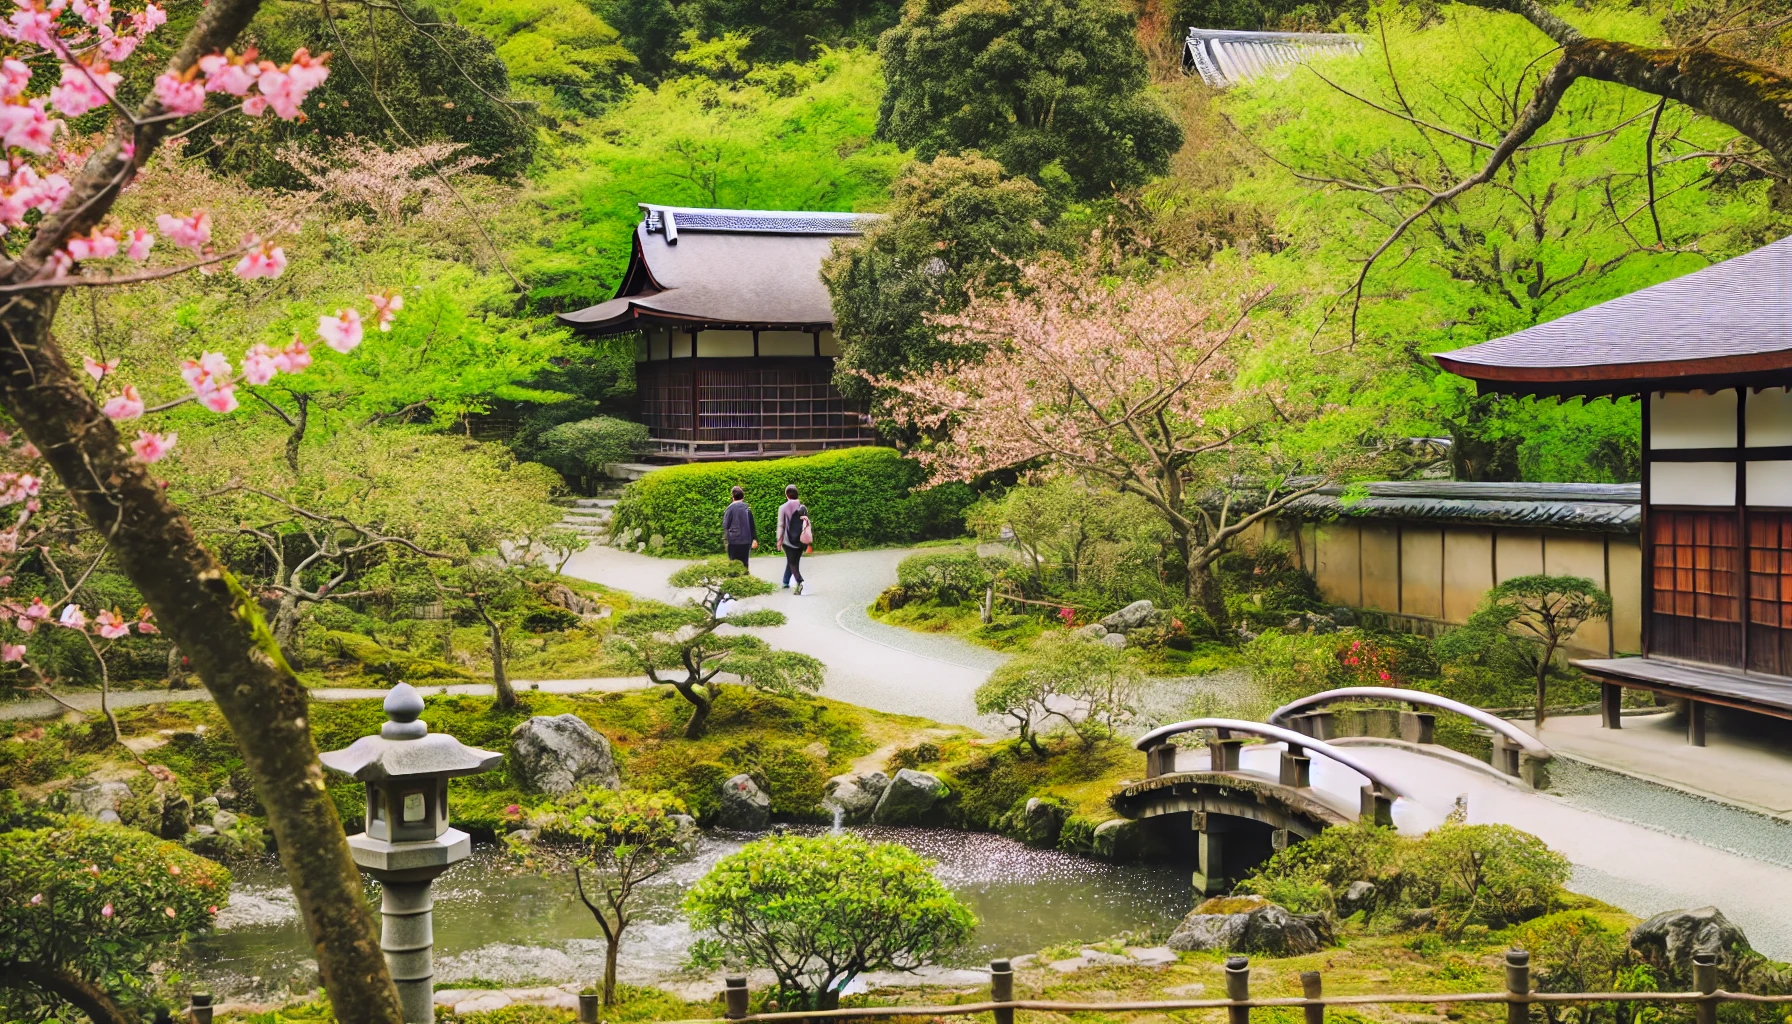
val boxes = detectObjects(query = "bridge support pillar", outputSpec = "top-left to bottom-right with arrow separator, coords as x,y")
1146,744 -> 1177,779
1192,812 -> 1230,895
1359,785 -> 1393,827
1279,750 -> 1311,788
1209,737 -> 1244,771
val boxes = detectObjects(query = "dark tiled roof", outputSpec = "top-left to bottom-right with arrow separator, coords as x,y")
557,205 -> 878,334
1435,236 -> 1792,390
1183,28 -> 1364,87
1284,481 -> 1640,532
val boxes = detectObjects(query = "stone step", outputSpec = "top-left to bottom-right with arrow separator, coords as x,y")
572,498 -> 618,508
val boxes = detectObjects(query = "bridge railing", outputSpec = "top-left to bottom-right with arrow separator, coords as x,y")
1131,717 -> 1407,824
1266,686 -> 1551,787
638,950 -> 1759,1024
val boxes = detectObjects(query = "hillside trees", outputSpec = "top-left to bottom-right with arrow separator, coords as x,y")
877,0 -> 1182,197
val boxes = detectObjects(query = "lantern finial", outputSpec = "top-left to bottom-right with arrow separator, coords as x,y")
381,683 -> 428,740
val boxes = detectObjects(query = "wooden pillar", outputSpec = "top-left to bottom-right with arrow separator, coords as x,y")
1359,785 -> 1393,827
1279,749 -> 1311,788
1209,736 -> 1243,771
1688,699 -> 1706,746
689,336 -> 701,441
1146,744 -> 1177,779
1600,682 -> 1623,730
1193,812 -> 1229,894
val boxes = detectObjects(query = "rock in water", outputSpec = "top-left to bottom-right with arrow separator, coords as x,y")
822,772 -> 888,822
510,714 -> 620,796
717,774 -> 770,830
871,769 -> 946,824
1100,600 -> 1156,631
1021,797 -> 1067,847
66,779 -> 133,823
1632,907 -> 1750,980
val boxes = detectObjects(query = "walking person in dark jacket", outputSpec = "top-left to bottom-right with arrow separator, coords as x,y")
777,483 -> 809,594
722,486 -> 756,568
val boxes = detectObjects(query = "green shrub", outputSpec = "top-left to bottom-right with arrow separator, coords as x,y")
896,550 -> 994,605
609,448 -> 975,555
1405,822 -> 1570,933
1246,627 -> 1437,704
1235,823 -> 1403,914
534,417 -> 651,479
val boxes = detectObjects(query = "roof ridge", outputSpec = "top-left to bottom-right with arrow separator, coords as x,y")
638,204 -> 877,239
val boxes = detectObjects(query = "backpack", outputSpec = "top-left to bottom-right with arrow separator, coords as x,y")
788,504 -> 812,547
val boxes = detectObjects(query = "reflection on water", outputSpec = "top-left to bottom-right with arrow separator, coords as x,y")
184,826 -> 1192,1003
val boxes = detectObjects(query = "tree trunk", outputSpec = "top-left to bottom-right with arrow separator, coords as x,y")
481,608 -> 517,709
677,682 -> 713,739
271,594 -> 303,663
285,393 -> 310,473
1534,642 -> 1557,727
8,962 -> 133,1024
602,930 -> 621,1006
1187,550 -> 1229,629
0,298 -> 401,1024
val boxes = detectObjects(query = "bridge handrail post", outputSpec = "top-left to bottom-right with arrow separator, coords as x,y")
1693,953 -> 1719,1024
1226,956 -> 1251,1024
1300,971 -> 1324,1024
189,993 -> 213,1024
1505,950 -> 1531,1024
724,975 -> 750,1020
990,959 -> 1015,1024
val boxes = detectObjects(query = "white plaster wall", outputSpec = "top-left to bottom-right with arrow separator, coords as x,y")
1748,387 -> 1792,447
1651,389 -> 1737,449
1650,461 -> 1737,505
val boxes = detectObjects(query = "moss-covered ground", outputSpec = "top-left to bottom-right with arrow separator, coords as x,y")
868,598 -> 1243,675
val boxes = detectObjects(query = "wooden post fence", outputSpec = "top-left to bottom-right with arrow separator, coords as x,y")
1225,957 -> 1251,1024
1506,949 -> 1531,1024
1300,971 -> 1324,1024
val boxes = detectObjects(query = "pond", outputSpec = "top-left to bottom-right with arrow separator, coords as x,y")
186,826 -> 1193,1004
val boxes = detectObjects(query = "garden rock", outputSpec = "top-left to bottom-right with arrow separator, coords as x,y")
214,783 -> 242,810
1075,623 -> 1108,640
1167,910 -> 1248,952
510,714 -> 620,796
66,779 -> 132,823
1101,600 -> 1155,631
871,768 -> 945,824
1099,632 -> 1127,650
1632,907 -> 1750,980
160,791 -> 192,839
1340,880 -> 1376,913
1167,896 -> 1332,955
541,583 -> 602,617
212,809 -> 240,832
1020,797 -> 1067,847
717,774 -> 771,830
822,772 -> 888,822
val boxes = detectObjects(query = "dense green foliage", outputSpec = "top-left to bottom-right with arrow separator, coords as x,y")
895,549 -> 996,604
877,0 -> 1181,197
609,447 -> 974,555
1434,575 -> 1613,724
826,153 -> 1058,406
974,631 -> 1142,751
685,832 -> 977,1009
534,416 -> 653,483
0,822 -> 230,1022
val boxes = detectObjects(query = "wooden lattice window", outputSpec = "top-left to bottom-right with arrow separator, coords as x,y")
1749,514 -> 1792,628
1651,510 -> 1739,621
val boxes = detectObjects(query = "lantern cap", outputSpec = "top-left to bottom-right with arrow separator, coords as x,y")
318,685 -> 502,782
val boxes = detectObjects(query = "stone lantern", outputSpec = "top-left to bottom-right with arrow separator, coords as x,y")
320,683 -> 502,1024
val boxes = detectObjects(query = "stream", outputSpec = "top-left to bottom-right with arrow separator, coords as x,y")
185,826 -> 1193,1004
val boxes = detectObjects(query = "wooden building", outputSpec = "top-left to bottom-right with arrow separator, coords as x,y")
1271,481 -> 1642,658
557,205 -> 879,461
1435,237 -> 1792,743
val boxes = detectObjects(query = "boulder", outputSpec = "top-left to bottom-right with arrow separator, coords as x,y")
212,809 -> 240,832
822,772 -> 888,822
214,784 -> 242,811
1168,911 -> 1249,952
1100,600 -> 1156,632
1167,896 -> 1332,955
871,768 -> 946,824
1020,797 -> 1067,847
66,779 -> 132,823
1339,880 -> 1376,915
1091,818 -> 1143,860
1075,623 -> 1109,640
510,715 -> 620,796
717,774 -> 771,830
1632,907 -> 1750,981
160,791 -> 193,840
1099,632 -> 1127,651
541,583 -> 602,618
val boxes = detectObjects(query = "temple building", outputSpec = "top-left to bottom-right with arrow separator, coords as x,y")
556,204 -> 879,461
1435,237 -> 1792,745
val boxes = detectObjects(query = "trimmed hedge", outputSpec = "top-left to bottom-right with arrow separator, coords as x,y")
611,447 -> 975,555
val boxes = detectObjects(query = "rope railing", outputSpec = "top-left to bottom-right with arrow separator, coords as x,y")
604,950 -> 1765,1024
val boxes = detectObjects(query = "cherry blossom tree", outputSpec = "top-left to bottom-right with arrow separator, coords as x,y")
874,253 -> 1331,625
0,0 -> 409,1018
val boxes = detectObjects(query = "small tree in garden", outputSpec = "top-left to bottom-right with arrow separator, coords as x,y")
1435,575 -> 1611,726
1404,823 -> 1570,935
432,560 -> 531,710
685,832 -> 976,1011
534,416 -> 651,490
974,631 -> 1142,752
0,821 -> 230,1024
873,251 -> 1336,626
604,558 -> 823,738
508,789 -> 690,1007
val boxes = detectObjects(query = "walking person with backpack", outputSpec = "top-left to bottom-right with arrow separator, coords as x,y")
722,485 -> 756,568
777,483 -> 812,594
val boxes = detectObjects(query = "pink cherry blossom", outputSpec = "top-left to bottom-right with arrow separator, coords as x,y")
97,26 -> 138,62
71,0 -> 110,28
200,350 -> 231,379
369,289 -> 403,331
32,171 -> 68,213
199,384 -> 237,414
82,355 -> 117,381
200,49 -> 259,95
317,308 -> 363,353
287,48 -> 330,91
1,643 -> 23,663
272,337 -> 311,373
233,238 -> 285,280
0,58 -> 29,100
24,597 -> 47,620
0,100 -> 62,156
154,210 -> 210,252
65,227 -> 118,261
241,343 -> 276,384
131,2 -> 165,33
103,383 -> 143,420
254,66 -> 303,120
15,615 -> 32,633
58,603 -> 85,629
135,607 -> 157,633
152,71 -> 204,116
49,62 -> 119,118
6,2 -> 56,48
125,227 -> 152,261
240,94 -> 266,117
95,607 -> 130,638
100,902 -> 113,918
131,430 -> 174,463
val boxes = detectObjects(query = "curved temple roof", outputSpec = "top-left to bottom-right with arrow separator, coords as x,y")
556,204 -> 877,335
1434,236 -> 1792,394
1182,28 -> 1364,87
